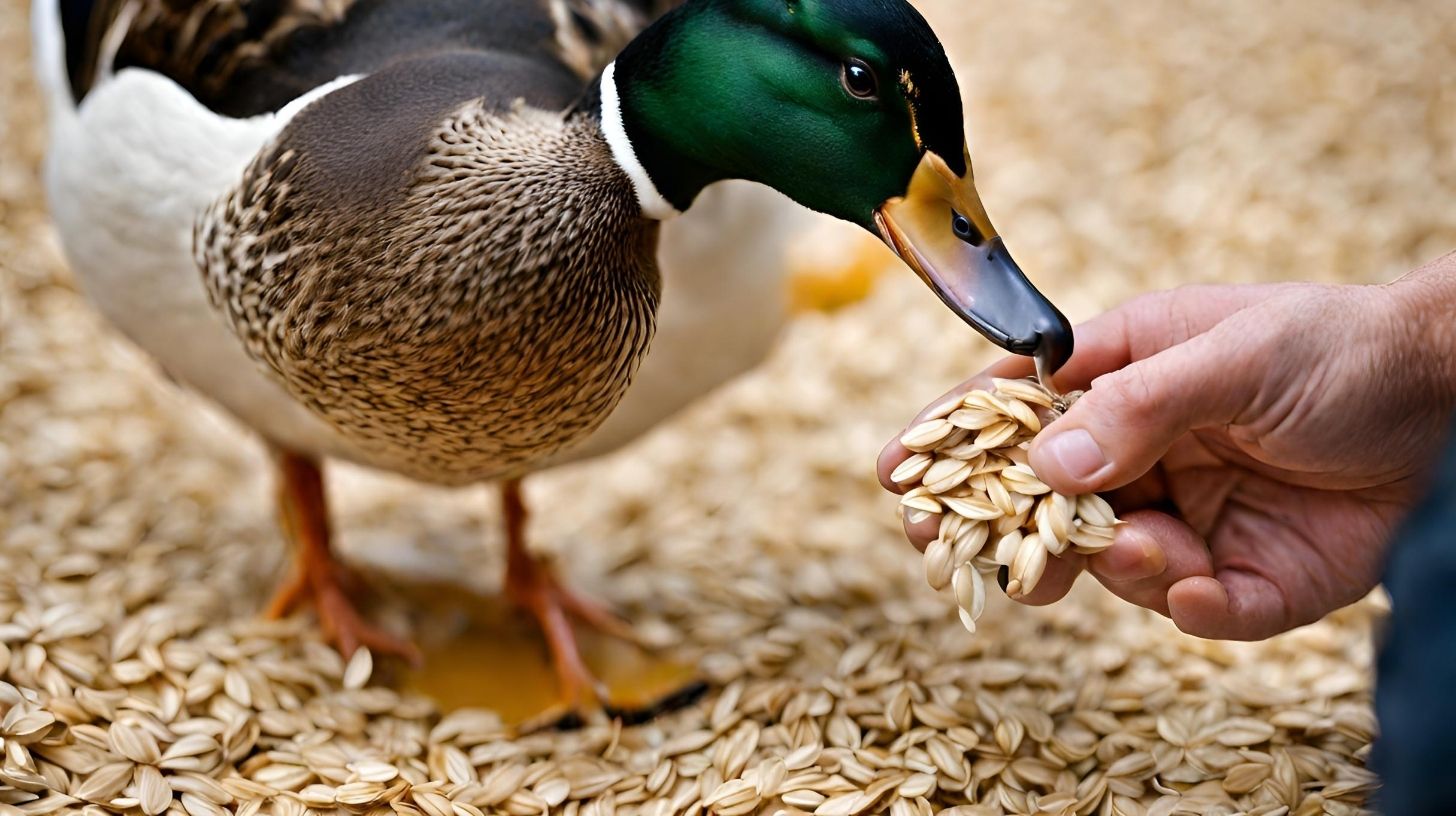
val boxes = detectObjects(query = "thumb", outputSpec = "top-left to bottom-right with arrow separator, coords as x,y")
1029,327 -> 1267,494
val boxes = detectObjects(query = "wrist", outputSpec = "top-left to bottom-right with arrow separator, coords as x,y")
1384,251 -> 1456,411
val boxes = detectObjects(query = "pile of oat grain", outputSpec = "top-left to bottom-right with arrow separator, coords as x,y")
6,0 -> 1456,814
892,380 -> 1119,632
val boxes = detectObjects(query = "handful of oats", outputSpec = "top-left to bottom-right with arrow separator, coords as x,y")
892,378 -> 1120,633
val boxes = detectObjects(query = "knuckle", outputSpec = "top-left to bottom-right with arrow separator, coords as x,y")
1122,289 -> 1179,324
1099,364 -> 1162,424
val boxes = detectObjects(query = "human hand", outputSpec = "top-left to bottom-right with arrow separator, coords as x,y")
879,256 -> 1456,640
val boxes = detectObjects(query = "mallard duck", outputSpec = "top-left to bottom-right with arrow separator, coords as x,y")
34,0 -> 1072,713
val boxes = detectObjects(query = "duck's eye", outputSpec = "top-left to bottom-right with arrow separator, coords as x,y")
951,210 -> 984,245
841,58 -> 878,99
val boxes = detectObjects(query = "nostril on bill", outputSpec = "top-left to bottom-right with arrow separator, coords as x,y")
951,210 -> 984,245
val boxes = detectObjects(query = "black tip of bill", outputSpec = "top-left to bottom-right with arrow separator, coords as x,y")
948,236 -> 1075,377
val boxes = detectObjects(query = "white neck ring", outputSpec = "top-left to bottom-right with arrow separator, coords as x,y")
600,62 -> 681,221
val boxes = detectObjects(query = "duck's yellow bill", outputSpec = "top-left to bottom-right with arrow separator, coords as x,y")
874,150 -> 1073,374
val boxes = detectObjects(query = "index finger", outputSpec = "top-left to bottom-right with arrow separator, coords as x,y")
1047,284 -> 1289,392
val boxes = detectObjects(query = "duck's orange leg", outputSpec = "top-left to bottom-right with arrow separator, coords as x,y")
501,479 -> 637,713
264,450 -> 420,664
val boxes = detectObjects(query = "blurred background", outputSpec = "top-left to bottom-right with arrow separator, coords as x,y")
2,0 -> 1455,810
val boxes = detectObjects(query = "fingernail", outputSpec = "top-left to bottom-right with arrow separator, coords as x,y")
1041,429 -> 1108,483
1094,528 -> 1165,582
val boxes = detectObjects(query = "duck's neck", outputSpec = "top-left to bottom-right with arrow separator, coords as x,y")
599,2 -> 778,218
599,61 -> 684,220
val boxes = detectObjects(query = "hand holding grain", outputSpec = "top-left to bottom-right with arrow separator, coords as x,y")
881,254 -> 1456,640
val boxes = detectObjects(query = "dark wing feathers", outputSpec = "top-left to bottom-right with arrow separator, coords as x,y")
60,0 -> 668,117
63,0 -> 356,111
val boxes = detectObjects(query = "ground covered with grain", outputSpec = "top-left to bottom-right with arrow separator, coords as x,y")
4,1 -> 1456,815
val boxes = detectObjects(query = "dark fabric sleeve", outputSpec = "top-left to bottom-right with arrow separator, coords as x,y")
1373,416 -> 1456,814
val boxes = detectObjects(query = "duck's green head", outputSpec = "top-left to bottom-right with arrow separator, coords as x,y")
605,0 -> 1073,372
